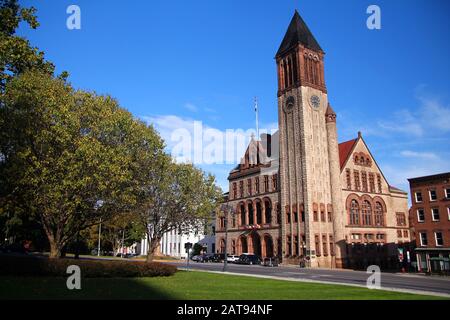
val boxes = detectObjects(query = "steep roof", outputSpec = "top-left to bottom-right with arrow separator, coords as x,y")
338,139 -> 357,169
276,10 -> 323,57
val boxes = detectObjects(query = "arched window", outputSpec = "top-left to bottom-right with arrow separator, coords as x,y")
264,200 -> 272,224
374,202 -> 384,226
362,200 -> 372,226
350,200 -> 360,225
240,203 -> 246,226
220,239 -> 225,253
231,240 -> 236,255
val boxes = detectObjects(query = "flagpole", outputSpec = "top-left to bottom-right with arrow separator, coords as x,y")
254,97 -> 259,140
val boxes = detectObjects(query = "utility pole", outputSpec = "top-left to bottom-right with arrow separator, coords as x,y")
97,218 -> 102,257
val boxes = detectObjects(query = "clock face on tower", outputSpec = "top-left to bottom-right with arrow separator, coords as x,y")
310,95 -> 320,109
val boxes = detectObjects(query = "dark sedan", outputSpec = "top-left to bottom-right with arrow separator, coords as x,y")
236,254 -> 262,265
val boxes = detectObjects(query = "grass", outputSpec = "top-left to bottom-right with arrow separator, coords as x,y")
0,271 -> 446,300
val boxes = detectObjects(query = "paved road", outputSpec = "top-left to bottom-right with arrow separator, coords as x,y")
170,261 -> 450,296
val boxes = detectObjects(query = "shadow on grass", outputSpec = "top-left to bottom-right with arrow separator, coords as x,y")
0,276 -> 177,300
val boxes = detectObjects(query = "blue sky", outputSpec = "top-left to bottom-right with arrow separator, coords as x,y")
19,0 -> 450,194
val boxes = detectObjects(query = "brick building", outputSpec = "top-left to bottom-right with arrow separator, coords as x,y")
215,11 -> 410,269
408,173 -> 450,273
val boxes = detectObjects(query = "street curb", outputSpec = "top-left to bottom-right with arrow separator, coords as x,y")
178,267 -> 450,299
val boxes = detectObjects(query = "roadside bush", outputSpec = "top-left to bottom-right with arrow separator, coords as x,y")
0,254 -> 177,278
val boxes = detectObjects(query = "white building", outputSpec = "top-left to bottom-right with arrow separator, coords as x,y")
139,219 -> 216,259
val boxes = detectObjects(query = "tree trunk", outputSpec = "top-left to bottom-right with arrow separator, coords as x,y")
49,240 -> 62,259
146,237 -> 160,262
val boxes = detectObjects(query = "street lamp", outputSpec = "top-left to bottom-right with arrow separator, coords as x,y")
221,203 -> 235,272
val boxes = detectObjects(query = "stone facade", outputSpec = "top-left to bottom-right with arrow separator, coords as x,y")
215,11 -> 410,269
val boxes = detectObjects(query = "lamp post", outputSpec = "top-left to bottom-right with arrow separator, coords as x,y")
97,218 -> 102,257
221,203 -> 235,272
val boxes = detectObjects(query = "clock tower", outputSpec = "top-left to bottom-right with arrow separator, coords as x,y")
276,11 -> 346,268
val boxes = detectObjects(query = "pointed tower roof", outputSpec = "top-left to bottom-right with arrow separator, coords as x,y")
276,10 -> 323,57
325,103 -> 336,116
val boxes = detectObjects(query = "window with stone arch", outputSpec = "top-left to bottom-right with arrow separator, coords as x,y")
362,200 -> 372,226
349,199 -> 360,225
374,201 -> 384,226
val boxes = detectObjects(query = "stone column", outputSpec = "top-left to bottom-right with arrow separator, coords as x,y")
253,200 -> 257,226
245,203 -> 249,226
261,201 -> 266,225
325,104 -> 347,268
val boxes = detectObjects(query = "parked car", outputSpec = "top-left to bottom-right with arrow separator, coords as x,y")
191,255 -> 202,262
211,253 -> 225,263
263,257 -> 279,267
227,255 -> 240,263
202,253 -> 215,262
236,254 -> 262,265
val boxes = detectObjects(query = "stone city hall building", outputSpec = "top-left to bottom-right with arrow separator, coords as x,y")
215,11 -> 410,269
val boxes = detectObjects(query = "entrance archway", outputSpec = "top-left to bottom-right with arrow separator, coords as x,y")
264,234 -> 274,258
250,232 -> 262,257
239,235 -> 248,254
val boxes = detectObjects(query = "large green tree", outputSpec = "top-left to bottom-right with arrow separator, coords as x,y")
0,71 -> 163,257
134,158 -> 221,261
0,0 -> 56,91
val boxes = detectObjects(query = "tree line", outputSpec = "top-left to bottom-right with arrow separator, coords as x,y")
0,0 -> 221,260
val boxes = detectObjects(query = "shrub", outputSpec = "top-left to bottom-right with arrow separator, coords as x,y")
0,254 -> 177,278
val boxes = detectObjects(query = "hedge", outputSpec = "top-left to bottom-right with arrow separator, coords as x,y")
0,254 -> 177,278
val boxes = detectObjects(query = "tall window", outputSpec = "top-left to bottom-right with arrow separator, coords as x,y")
354,170 -> 360,191
322,235 -> 328,256
362,200 -> 372,226
231,240 -> 236,255
232,182 -> 237,199
346,169 -> 351,189
313,211 -> 318,222
361,171 -> 368,192
435,232 -> 443,246
431,208 -> 440,221
286,209 -> 291,224
419,232 -> 428,246
286,236 -> 292,255
349,200 -> 360,225
415,191 -> 423,202
255,177 -> 260,194
329,235 -> 335,256
272,174 -> 278,191
369,173 -> 375,193
445,187 -> 450,199
320,210 -> 325,222
315,234 -> 321,256
327,210 -> 332,222
247,179 -> 252,196
239,181 -> 244,198
264,175 -> 269,192
417,209 -> 425,222
376,174 -> 382,193
374,202 -> 384,226
396,213 -> 406,226
429,190 -> 437,201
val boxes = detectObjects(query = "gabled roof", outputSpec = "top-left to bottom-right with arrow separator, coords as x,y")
338,139 -> 357,169
276,10 -> 323,57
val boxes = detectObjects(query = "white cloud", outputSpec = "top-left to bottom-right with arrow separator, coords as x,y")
184,103 -> 198,112
400,150 -> 439,160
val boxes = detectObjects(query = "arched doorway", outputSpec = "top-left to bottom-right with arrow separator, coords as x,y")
239,235 -> 248,254
264,234 -> 274,258
251,232 -> 262,257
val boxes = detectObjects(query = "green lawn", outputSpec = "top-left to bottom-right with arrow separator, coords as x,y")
0,271 -> 445,300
